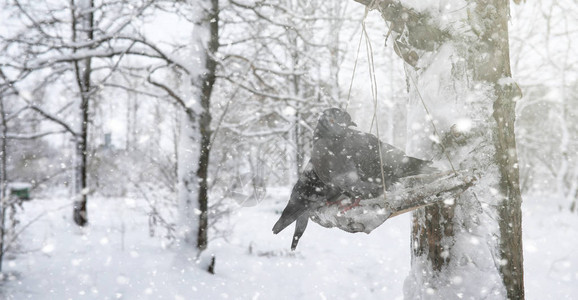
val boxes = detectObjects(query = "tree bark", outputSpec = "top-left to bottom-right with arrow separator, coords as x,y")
177,0 -> 218,252
71,0 -> 95,227
354,0 -> 524,298
0,96 -> 8,271
473,2 -> 525,298
196,0 -> 219,251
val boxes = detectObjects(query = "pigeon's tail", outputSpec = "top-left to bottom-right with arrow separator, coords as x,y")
291,213 -> 309,251
418,161 -> 438,175
272,203 -> 308,234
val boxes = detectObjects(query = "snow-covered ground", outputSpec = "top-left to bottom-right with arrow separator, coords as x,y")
1,188 -> 576,299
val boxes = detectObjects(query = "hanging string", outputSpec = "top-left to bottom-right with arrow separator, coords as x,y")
343,2 -> 389,205
362,23 -> 378,132
360,8 -> 389,204
345,2 -> 459,209
345,9 -> 368,110
345,34 -> 363,110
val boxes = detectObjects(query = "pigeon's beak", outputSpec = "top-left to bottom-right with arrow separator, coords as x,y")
349,121 -> 357,127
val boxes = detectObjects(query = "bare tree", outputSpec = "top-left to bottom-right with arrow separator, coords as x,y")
511,0 -> 578,209
0,0 -> 157,226
218,0 -> 355,187
0,73 -> 64,271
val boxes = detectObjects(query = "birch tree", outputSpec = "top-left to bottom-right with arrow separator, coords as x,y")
352,1 -> 524,298
176,0 -> 219,252
131,0 -> 219,251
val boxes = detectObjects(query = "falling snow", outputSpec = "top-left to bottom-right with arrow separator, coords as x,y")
0,0 -> 576,299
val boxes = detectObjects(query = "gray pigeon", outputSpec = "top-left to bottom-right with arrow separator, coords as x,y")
272,163 -> 343,250
311,108 -> 435,202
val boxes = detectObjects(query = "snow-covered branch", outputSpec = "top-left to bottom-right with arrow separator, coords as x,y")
146,68 -> 193,116
7,130 -> 67,140
0,69 -> 78,136
103,82 -> 164,99
222,125 -> 294,138
229,0 -> 334,48
9,0 -> 155,51
218,75 -> 318,104
353,0 -> 450,66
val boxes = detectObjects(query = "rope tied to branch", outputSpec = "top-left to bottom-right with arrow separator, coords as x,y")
346,2 -> 389,208
344,2 -> 458,214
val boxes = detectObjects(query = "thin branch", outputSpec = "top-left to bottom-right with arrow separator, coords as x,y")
27,105 -> 78,137
103,83 -> 164,98
146,68 -> 193,116
222,126 -> 293,138
0,68 -> 78,136
7,130 -> 67,140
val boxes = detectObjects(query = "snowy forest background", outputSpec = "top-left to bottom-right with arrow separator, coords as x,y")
0,0 -> 577,299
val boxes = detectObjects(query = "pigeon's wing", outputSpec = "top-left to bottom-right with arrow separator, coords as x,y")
272,165 -> 326,234
343,130 -> 435,189
291,213 -> 309,250
343,132 -> 382,178
313,131 -> 387,198
378,141 -> 436,178
340,131 -> 389,196
311,137 -> 360,188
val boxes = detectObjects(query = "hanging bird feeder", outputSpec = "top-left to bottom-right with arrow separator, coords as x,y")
272,108 -> 477,250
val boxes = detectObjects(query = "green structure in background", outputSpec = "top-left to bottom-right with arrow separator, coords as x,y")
8,182 -> 32,201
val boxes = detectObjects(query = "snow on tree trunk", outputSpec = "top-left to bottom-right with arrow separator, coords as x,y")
176,0 -> 218,252
177,113 -> 203,248
404,44 -> 511,300
354,0 -> 524,298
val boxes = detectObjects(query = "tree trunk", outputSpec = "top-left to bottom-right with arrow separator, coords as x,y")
354,0 -> 524,298
177,0 -> 218,252
178,113 -> 203,248
0,96 -> 8,271
71,0 -> 94,227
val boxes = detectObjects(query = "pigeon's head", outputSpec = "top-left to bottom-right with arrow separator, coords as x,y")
315,108 -> 356,137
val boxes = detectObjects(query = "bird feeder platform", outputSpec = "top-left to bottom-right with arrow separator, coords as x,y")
309,171 -> 476,234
